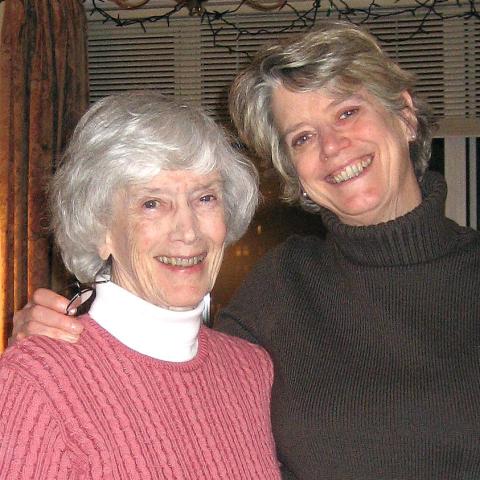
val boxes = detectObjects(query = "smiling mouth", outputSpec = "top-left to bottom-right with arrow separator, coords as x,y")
328,155 -> 373,184
156,254 -> 206,267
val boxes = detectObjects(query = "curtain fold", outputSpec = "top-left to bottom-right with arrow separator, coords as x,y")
0,0 -> 89,351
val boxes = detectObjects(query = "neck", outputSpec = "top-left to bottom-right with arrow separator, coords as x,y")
319,171 -> 455,266
341,176 -> 422,227
89,280 -> 204,362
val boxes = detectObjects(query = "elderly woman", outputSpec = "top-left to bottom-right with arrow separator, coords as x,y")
0,91 -> 281,479
10,23 -> 480,479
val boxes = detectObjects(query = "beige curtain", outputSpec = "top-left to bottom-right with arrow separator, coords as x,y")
0,0 -> 89,351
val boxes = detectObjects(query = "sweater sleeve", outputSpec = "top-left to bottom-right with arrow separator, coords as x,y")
0,366 -> 77,479
215,306 -> 260,344
215,243 -> 286,345
214,253 -> 273,343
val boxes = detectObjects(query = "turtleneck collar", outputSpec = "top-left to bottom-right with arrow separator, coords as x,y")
88,280 -> 203,362
319,171 -> 459,266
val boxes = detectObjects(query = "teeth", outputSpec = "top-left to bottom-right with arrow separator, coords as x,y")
332,156 -> 372,184
157,255 -> 205,267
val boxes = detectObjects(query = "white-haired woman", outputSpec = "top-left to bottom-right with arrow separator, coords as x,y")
0,91 -> 281,479
11,22 -> 480,479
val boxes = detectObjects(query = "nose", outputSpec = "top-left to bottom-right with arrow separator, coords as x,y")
321,127 -> 350,159
170,203 -> 198,244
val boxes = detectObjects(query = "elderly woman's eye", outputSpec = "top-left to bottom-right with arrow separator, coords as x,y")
143,199 -> 158,209
200,194 -> 216,203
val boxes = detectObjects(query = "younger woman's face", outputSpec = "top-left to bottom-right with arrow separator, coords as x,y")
272,86 -> 421,226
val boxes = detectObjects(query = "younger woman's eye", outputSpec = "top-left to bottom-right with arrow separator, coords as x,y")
291,133 -> 312,148
339,108 -> 358,120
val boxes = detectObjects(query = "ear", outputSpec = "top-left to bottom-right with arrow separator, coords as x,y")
97,230 -> 113,261
400,91 -> 417,141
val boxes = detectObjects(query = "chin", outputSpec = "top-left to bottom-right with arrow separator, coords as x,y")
334,207 -> 381,226
164,294 -> 206,310
340,194 -> 385,216
166,305 -> 200,312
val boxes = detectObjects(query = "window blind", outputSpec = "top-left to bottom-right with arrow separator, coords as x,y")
87,3 -> 479,133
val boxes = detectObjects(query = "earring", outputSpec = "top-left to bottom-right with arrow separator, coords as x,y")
302,190 -> 310,200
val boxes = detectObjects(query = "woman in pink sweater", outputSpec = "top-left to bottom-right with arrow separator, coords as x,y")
0,91 -> 280,479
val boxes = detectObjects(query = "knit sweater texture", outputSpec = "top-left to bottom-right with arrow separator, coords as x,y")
0,317 -> 280,479
217,171 -> 480,479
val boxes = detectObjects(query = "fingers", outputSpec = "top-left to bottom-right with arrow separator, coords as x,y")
32,288 -> 72,314
9,289 -> 84,346
22,317 -> 80,343
24,304 -> 83,336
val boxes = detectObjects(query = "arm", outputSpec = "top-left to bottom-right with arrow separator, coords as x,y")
0,367 -> 74,479
215,307 -> 260,344
214,247 -> 281,345
9,289 -> 83,345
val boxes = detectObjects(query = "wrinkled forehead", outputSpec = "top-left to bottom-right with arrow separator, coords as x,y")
123,169 -> 224,196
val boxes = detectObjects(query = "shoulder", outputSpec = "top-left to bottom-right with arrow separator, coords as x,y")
0,319 -> 99,390
216,233 -> 327,343
0,336 -> 67,392
448,219 -> 480,249
230,233 -> 327,302
204,327 -> 271,357
264,233 -> 325,262
203,327 -> 272,369
448,223 -> 480,283
1,335 -> 70,375
242,233 -> 327,287
215,232 -> 329,345
0,337 -> 73,414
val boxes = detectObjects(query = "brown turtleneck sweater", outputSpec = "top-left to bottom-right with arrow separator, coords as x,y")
217,171 -> 480,479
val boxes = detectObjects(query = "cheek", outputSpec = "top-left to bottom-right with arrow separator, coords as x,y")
382,124 -> 411,163
297,162 -> 324,194
111,224 -> 154,269
356,115 -> 388,141
207,243 -> 226,289
212,221 -> 227,261
294,154 -> 318,183
201,210 -> 228,246
214,219 -> 227,245
216,221 -> 228,248
130,222 -> 161,252
369,111 -> 406,144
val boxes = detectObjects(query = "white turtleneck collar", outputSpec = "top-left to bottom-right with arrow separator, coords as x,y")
88,280 -> 204,362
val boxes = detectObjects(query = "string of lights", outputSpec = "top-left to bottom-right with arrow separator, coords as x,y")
88,0 -> 479,53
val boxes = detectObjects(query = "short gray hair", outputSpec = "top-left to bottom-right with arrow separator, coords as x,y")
229,21 -> 436,212
51,91 -> 259,282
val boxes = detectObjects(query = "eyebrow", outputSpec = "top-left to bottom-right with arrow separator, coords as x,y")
280,92 -> 366,141
132,179 -> 224,197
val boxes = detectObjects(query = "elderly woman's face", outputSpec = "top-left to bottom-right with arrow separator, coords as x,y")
271,85 -> 422,226
99,170 -> 227,310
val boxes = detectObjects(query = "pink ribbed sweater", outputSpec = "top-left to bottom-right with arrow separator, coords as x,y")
0,316 -> 280,479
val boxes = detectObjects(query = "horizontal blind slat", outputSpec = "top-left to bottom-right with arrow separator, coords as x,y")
87,4 -> 479,129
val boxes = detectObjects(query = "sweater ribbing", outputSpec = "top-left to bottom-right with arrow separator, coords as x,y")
218,171 -> 480,479
0,318 -> 280,479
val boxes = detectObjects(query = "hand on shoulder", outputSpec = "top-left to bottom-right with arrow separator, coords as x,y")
9,288 -> 84,347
